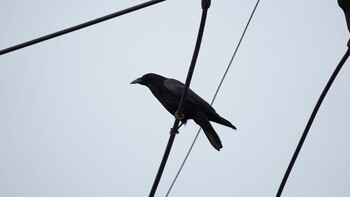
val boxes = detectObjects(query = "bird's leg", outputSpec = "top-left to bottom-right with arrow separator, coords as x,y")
169,111 -> 184,135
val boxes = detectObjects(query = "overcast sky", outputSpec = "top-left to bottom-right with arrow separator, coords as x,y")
1,0 -> 349,196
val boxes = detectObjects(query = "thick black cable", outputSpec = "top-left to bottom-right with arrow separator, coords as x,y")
0,0 -> 165,56
148,1 -> 211,196
338,0 -> 350,32
166,1 -> 261,196
277,1 -> 350,195
276,44 -> 350,197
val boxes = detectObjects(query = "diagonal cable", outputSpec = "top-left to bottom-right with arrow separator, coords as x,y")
276,44 -> 350,196
149,0 -> 212,196
0,0 -> 165,56
277,2 -> 350,195
166,1 -> 261,196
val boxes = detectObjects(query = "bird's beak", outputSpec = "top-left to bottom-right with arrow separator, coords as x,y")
130,77 -> 142,84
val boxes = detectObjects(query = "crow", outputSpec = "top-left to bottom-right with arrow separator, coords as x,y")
131,73 -> 236,151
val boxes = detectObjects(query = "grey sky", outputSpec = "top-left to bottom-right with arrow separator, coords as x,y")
1,0 -> 349,196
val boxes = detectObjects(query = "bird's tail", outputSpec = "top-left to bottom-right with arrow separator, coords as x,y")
193,111 -> 223,151
209,112 -> 237,130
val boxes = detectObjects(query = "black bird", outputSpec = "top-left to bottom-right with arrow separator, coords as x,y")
131,73 -> 236,151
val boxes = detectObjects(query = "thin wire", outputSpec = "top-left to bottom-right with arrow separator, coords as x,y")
166,1 -> 261,196
276,44 -> 350,197
0,0 -> 165,56
149,1 -> 212,196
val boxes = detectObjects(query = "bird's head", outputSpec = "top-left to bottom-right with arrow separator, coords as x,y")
130,73 -> 165,87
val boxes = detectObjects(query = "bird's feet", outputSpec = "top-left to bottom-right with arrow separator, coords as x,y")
175,111 -> 184,120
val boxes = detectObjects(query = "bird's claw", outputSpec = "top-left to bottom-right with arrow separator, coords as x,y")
175,111 -> 184,120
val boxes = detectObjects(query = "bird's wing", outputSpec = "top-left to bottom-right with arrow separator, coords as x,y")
163,78 -> 216,113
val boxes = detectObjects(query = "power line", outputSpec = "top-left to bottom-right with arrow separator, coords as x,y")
0,0 -> 165,56
149,0 -> 212,196
166,0 -> 261,196
277,2 -> 350,195
276,43 -> 350,197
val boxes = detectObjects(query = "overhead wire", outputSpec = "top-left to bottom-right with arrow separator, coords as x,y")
276,44 -> 350,197
0,0 -> 165,56
166,0 -> 261,196
276,1 -> 350,195
149,0 -> 212,196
